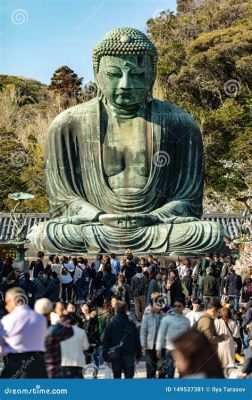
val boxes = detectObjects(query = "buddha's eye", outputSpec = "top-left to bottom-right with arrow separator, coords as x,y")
130,71 -> 144,78
106,72 -> 122,78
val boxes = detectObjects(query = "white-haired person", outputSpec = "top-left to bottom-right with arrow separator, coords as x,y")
35,298 -> 73,378
0,287 -> 48,378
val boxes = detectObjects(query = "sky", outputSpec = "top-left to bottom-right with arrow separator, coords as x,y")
1,0 -> 177,85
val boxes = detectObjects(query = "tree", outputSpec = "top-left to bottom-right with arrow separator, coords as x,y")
49,66 -> 83,103
147,0 -> 252,211
0,129 -> 28,210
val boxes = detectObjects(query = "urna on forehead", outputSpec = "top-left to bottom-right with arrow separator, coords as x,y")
92,27 -> 158,74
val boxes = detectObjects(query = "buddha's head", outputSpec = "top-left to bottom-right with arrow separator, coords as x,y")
93,28 -> 158,111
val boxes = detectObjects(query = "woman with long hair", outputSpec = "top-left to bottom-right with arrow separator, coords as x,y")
172,328 -> 224,378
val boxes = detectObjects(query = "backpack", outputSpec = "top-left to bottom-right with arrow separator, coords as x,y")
134,277 -> 147,297
245,281 -> 252,296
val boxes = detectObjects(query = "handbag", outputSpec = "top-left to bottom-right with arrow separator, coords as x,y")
107,341 -> 123,362
107,321 -> 128,362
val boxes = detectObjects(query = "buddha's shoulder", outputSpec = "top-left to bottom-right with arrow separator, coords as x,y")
152,98 -> 197,127
49,98 -> 98,128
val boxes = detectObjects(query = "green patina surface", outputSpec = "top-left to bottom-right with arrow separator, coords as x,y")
27,28 -> 226,254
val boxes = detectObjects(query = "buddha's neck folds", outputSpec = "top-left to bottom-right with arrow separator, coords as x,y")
104,97 -> 145,119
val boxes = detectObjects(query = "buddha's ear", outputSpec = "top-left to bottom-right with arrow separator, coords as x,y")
93,68 -> 98,84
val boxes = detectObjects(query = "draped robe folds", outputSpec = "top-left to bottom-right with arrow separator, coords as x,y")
27,97 -> 226,254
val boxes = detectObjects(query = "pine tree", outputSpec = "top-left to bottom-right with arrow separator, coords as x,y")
176,0 -> 194,14
49,66 -> 83,100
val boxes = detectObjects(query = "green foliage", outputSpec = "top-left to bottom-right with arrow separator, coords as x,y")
148,0 -> 252,206
49,65 -> 83,104
0,129 -> 28,210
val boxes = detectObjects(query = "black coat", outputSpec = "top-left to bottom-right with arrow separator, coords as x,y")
170,278 -> 185,305
44,278 -> 60,302
102,315 -> 141,361
225,272 -> 242,296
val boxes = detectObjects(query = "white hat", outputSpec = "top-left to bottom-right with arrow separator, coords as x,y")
34,298 -> 53,315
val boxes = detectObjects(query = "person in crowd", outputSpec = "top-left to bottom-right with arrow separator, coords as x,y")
4,269 -> 20,292
69,257 -> 78,278
65,301 -> 77,314
240,321 -> 252,378
243,275 -> 252,303
51,256 -> 62,275
43,271 -> 60,302
31,251 -> 45,279
59,258 -> 73,302
215,308 -> 240,375
1,257 -> 13,280
147,255 -> 158,280
103,264 -> 116,303
202,267 -> 218,306
19,272 -> 37,308
33,270 -> 48,301
0,288 -> 48,378
131,266 -> 149,322
50,301 -> 66,325
169,269 -> 185,306
178,258 -> 192,280
91,254 -> 103,273
183,299 -> 192,316
225,266 -> 243,312
90,271 -> 105,308
45,254 -> 55,275
146,272 -> 162,305
138,257 -> 147,270
60,313 -> 89,378
196,299 -> 228,350
191,260 -> 201,298
156,299 -> 190,378
110,253 -> 121,275
121,254 -> 136,285
99,255 -> 111,274
35,298 -> 73,378
102,301 -> 142,379
242,303 -> 252,350
74,257 -> 89,303
181,268 -> 193,298
112,274 -> 131,310
80,303 -> 102,378
161,274 -> 167,294
140,296 -> 165,378
0,300 -> 6,319
186,298 -> 202,327
172,328 -> 224,378
211,254 -> 223,291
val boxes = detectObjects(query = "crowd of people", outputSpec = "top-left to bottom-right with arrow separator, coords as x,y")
0,251 -> 252,379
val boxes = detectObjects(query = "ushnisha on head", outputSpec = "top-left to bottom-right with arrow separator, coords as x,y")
93,27 -> 158,111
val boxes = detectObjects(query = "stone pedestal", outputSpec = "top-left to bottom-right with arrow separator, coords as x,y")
13,245 -> 29,272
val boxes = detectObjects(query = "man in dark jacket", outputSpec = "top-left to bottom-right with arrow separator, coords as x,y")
225,267 -> 242,311
102,301 -> 142,378
196,299 -> 228,351
32,251 -> 45,279
44,272 -> 60,302
19,273 -> 37,308
202,267 -> 218,306
33,271 -> 48,301
131,266 -> 149,322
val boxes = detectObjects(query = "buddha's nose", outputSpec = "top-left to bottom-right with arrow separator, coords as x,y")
119,72 -> 131,89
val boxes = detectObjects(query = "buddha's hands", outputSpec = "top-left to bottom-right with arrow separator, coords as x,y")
160,215 -> 199,224
98,213 -> 159,229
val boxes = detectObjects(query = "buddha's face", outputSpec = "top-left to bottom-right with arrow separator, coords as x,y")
96,54 -> 153,108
